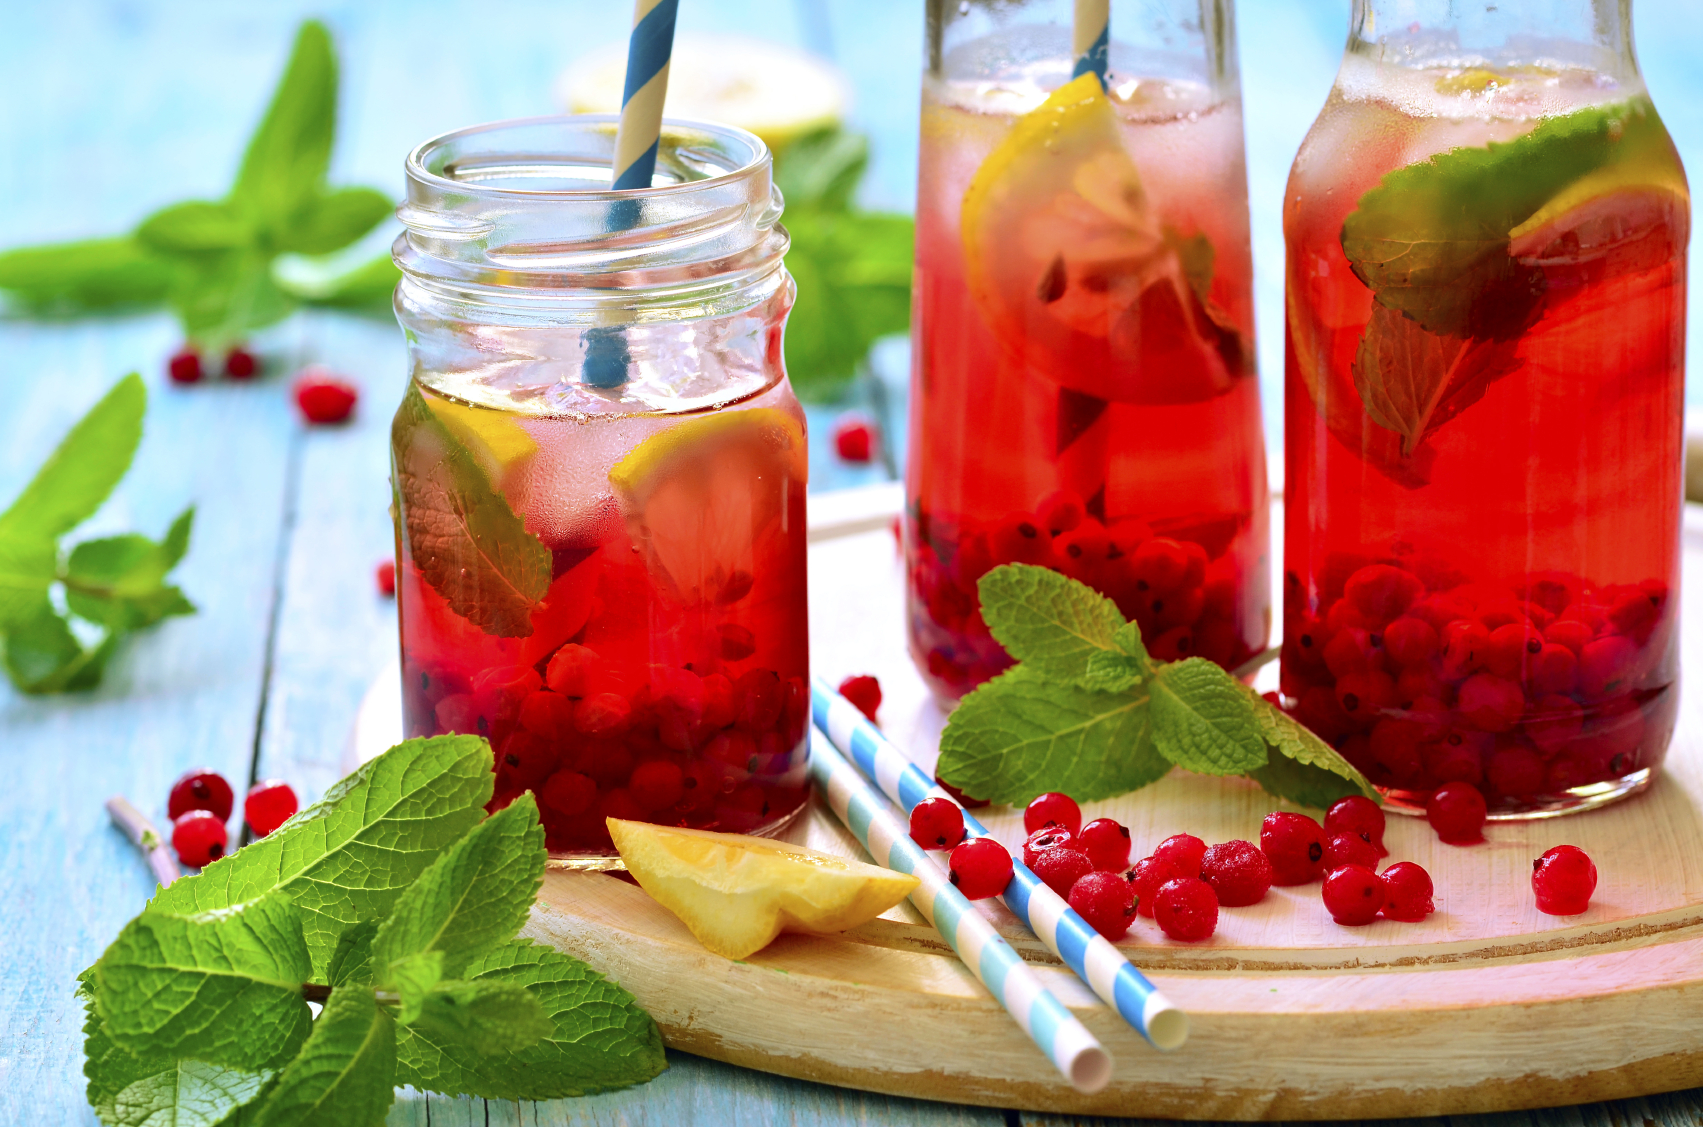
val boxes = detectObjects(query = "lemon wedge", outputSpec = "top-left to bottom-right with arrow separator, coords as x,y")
608,819 -> 918,959
423,393 -> 538,482
608,407 -> 805,605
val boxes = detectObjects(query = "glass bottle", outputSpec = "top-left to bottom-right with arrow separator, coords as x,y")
908,0 -> 1270,703
391,117 -> 810,866
1281,0 -> 1688,815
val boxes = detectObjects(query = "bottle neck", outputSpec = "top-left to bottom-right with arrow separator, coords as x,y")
1348,0 -> 1636,79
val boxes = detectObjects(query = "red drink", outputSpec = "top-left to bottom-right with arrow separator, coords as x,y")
907,55 -> 1270,701
1283,56 -> 1688,814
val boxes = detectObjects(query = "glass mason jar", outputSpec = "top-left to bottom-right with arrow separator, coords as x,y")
391,117 -> 810,866
908,0 -> 1271,703
1281,0 -> 1688,815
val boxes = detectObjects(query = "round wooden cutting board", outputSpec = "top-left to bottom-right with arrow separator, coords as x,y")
353,486 -> 1703,1119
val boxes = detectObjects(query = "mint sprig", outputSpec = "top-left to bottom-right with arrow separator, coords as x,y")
936,564 -> 1375,808
83,738 -> 666,1126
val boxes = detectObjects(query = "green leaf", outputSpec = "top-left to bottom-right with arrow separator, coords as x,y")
149,736 -> 494,979
976,564 -> 1127,685
1081,649 -> 1143,693
0,534 -> 57,628
325,921 -> 378,988
1149,658 -> 1268,776
137,202 -> 253,254
274,252 -> 400,311
0,237 -> 178,312
395,940 -> 666,1100
406,979 -> 550,1055
0,373 -> 145,543
1351,304 -> 1521,456
230,21 -> 337,231
66,506 -> 198,630
94,896 -> 312,1072
773,128 -> 869,212
386,951 -> 444,1025
391,382 -> 551,637
1238,682 -> 1378,806
781,207 -> 912,399
96,1057 -> 273,1127
2,595 -> 118,694
372,793 -> 545,979
167,250 -> 296,349
248,986 -> 395,1127
272,188 -> 393,255
936,665 -> 1169,805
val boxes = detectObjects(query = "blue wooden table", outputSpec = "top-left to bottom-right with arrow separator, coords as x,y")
1,2 -> 1699,1123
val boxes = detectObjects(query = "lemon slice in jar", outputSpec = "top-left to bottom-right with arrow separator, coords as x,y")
608,819 -> 918,960
960,73 -> 1239,405
608,407 -> 805,605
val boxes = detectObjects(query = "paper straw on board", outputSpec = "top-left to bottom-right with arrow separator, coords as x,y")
813,679 -> 1188,1052
610,0 -> 680,191
105,796 -> 181,889
807,731 -> 1113,1094
1071,0 -> 1110,87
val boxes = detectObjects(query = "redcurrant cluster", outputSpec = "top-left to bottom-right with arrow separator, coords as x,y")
164,768 -> 299,868
166,345 -> 261,385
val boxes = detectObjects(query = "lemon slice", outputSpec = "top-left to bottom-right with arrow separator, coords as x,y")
960,74 -> 1238,404
609,407 -> 805,605
608,819 -> 919,959
423,393 -> 538,481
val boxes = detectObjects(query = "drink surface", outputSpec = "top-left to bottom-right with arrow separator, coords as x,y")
907,72 -> 1270,701
1282,59 -> 1689,812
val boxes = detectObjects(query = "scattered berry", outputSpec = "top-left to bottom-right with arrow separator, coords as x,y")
223,347 -> 259,379
1532,845 -> 1597,915
908,797 -> 966,850
1023,792 -> 1082,836
1153,877 -> 1219,942
1031,845 -> 1094,898
1379,862 -> 1435,922
1322,865 -> 1385,926
244,779 -> 299,837
1077,818 -> 1132,872
1068,870 -> 1137,940
935,775 -> 990,809
1324,795 -> 1387,856
837,674 -> 882,722
1323,831 -> 1382,873
832,415 -> 876,463
376,559 -> 396,597
1125,855 -> 1179,918
1427,781 -> 1488,845
1022,825 -> 1077,870
167,769 -> 234,822
1152,832 -> 1206,877
948,837 -> 1012,900
293,368 -> 358,424
1199,840 -> 1272,907
167,347 -> 202,384
172,809 -> 228,867
1260,811 -> 1326,885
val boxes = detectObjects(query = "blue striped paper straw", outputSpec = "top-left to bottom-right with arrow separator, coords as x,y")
813,678 -> 1188,1052
610,0 -> 679,190
808,731 -> 1113,1093
1071,0 -> 1110,88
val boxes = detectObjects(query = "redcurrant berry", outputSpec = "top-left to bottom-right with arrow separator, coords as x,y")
1379,861 -> 1435,922
167,347 -> 202,384
223,347 -> 259,379
293,368 -> 358,424
1382,616 -> 1439,667
1259,811 -> 1325,885
1035,489 -> 1086,537
1532,845 -> 1597,915
496,732 -> 559,789
948,837 -> 1012,900
908,797 -> 966,850
1486,745 -> 1546,796
1023,792 -> 1081,836
1152,833 -> 1207,877
1068,870 -> 1136,940
1323,831 -> 1381,873
1022,826 -> 1077,869
1322,865 -> 1385,926
1456,673 -> 1525,732
167,768 -> 234,822
375,559 -> 396,597
1200,840 -> 1272,907
244,779 -> 298,837
734,668 -> 784,732
575,692 -> 632,735
1578,635 -> 1637,698
538,770 -> 597,817
629,761 -> 685,811
1031,846 -> 1094,898
1125,855 -> 1180,918
1077,818 -> 1131,872
837,674 -> 882,722
545,644 -> 603,698
171,809 -> 228,868
1324,795 -> 1386,855
1344,564 -> 1423,624
1427,781 -> 1488,845
1153,877 -> 1218,942
832,415 -> 876,463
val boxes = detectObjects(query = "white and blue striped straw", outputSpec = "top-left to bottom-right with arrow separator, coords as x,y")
808,731 -> 1113,1093
610,0 -> 679,191
1072,0 -> 1110,88
813,678 -> 1188,1052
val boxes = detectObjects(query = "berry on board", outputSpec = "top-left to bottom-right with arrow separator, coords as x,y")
1023,791 -> 1081,836
167,347 -> 203,384
171,809 -> 228,868
1260,811 -> 1325,886
1021,825 -> 1076,870
837,674 -> 882,722
1077,817 -> 1132,872
1125,855 -> 1179,918
948,837 -> 1012,900
1068,870 -> 1136,941
1427,781 -> 1488,845
1324,794 -> 1386,855
908,797 -> 966,850
832,415 -> 877,463
223,347 -> 260,379
1379,861 -> 1435,922
1153,877 -> 1218,942
1532,845 -> 1597,915
244,779 -> 299,837
1152,832 -> 1207,877
167,768 -> 234,822
1200,839 -> 1272,907
1322,831 -> 1382,874
376,559 -> 396,597
293,368 -> 358,424
1031,845 -> 1094,898
1322,864 -> 1385,926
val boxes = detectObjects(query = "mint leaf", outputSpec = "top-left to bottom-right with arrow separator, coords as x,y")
94,896 -> 312,1071
0,373 -> 144,543
0,237 -> 178,312
229,21 -> 337,232
781,207 -> 912,399
3,595 -> 120,693
273,188 -> 393,256
773,127 -> 869,212
1239,683 -> 1377,806
406,980 -> 550,1055
936,665 -> 1168,805
1149,658 -> 1267,775
387,951 -> 444,1024
372,793 -> 545,978
1080,649 -> 1143,693
274,252 -> 400,311
392,382 -> 550,637
1351,304 -> 1521,456
97,1057 -> 272,1127
150,736 -> 494,978
65,507 -> 198,630
0,538 -> 59,628
248,986 -> 395,1127
137,202 -> 253,253
977,563 -> 1125,684
325,922 -> 378,989
395,940 -> 666,1100
167,249 -> 296,349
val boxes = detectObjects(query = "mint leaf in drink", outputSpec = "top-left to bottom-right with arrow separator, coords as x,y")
1238,683 -> 1376,805
392,382 -> 551,637
0,373 -> 144,543
94,896 -> 312,1071
936,665 -> 1167,805
1351,304 -> 1521,456
150,735 -> 493,978
407,980 -> 551,1055
395,940 -> 667,1100
248,986 -> 395,1127
977,563 -> 1127,685
1149,658 -> 1268,775
0,237 -> 178,313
